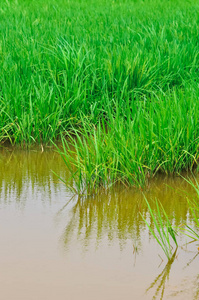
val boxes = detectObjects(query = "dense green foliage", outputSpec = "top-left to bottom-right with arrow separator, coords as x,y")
1,0 -> 199,187
59,89 -> 198,192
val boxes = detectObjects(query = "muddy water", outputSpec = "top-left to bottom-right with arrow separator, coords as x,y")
0,147 -> 199,300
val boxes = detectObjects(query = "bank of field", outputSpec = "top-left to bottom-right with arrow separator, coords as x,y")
0,0 -> 199,188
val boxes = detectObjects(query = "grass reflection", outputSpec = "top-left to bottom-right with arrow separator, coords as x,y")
59,180 -> 196,251
61,191 -> 146,251
0,147 -> 70,203
146,249 -> 177,300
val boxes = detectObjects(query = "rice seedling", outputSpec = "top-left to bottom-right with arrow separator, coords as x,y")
57,86 -> 199,192
141,198 -> 178,260
141,177 -> 199,260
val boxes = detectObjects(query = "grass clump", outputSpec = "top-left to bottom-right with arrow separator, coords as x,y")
0,0 -> 199,146
58,86 -> 199,193
1,0 -> 199,188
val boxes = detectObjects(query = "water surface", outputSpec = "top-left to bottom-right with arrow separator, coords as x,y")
0,147 -> 199,300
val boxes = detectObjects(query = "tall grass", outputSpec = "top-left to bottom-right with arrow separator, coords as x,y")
58,86 -> 198,192
1,0 -> 199,185
0,0 -> 199,145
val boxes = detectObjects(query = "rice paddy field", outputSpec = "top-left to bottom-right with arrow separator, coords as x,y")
0,0 -> 199,189
1,2 -> 199,298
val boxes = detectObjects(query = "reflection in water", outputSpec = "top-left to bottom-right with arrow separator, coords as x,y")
0,147 -> 199,249
0,147 -> 199,299
60,191 -> 146,251
1,147 -> 198,249
146,249 -> 177,300
146,247 -> 199,300
0,147 -> 71,205
193,275 -> 199,300
182,241 -> 199,270
59,180 -> 198,252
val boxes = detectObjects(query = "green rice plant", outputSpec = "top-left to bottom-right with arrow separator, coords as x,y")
56,114 -> 150,194
1,0 -> 199,187
0,0 -> 199,145
141,198 -> 178,260
56,85 -> 199,191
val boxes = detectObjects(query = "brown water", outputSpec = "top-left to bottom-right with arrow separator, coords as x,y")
0,147 -> 199,300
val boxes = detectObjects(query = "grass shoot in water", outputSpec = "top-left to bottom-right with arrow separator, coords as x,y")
141,198 -> 178,260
